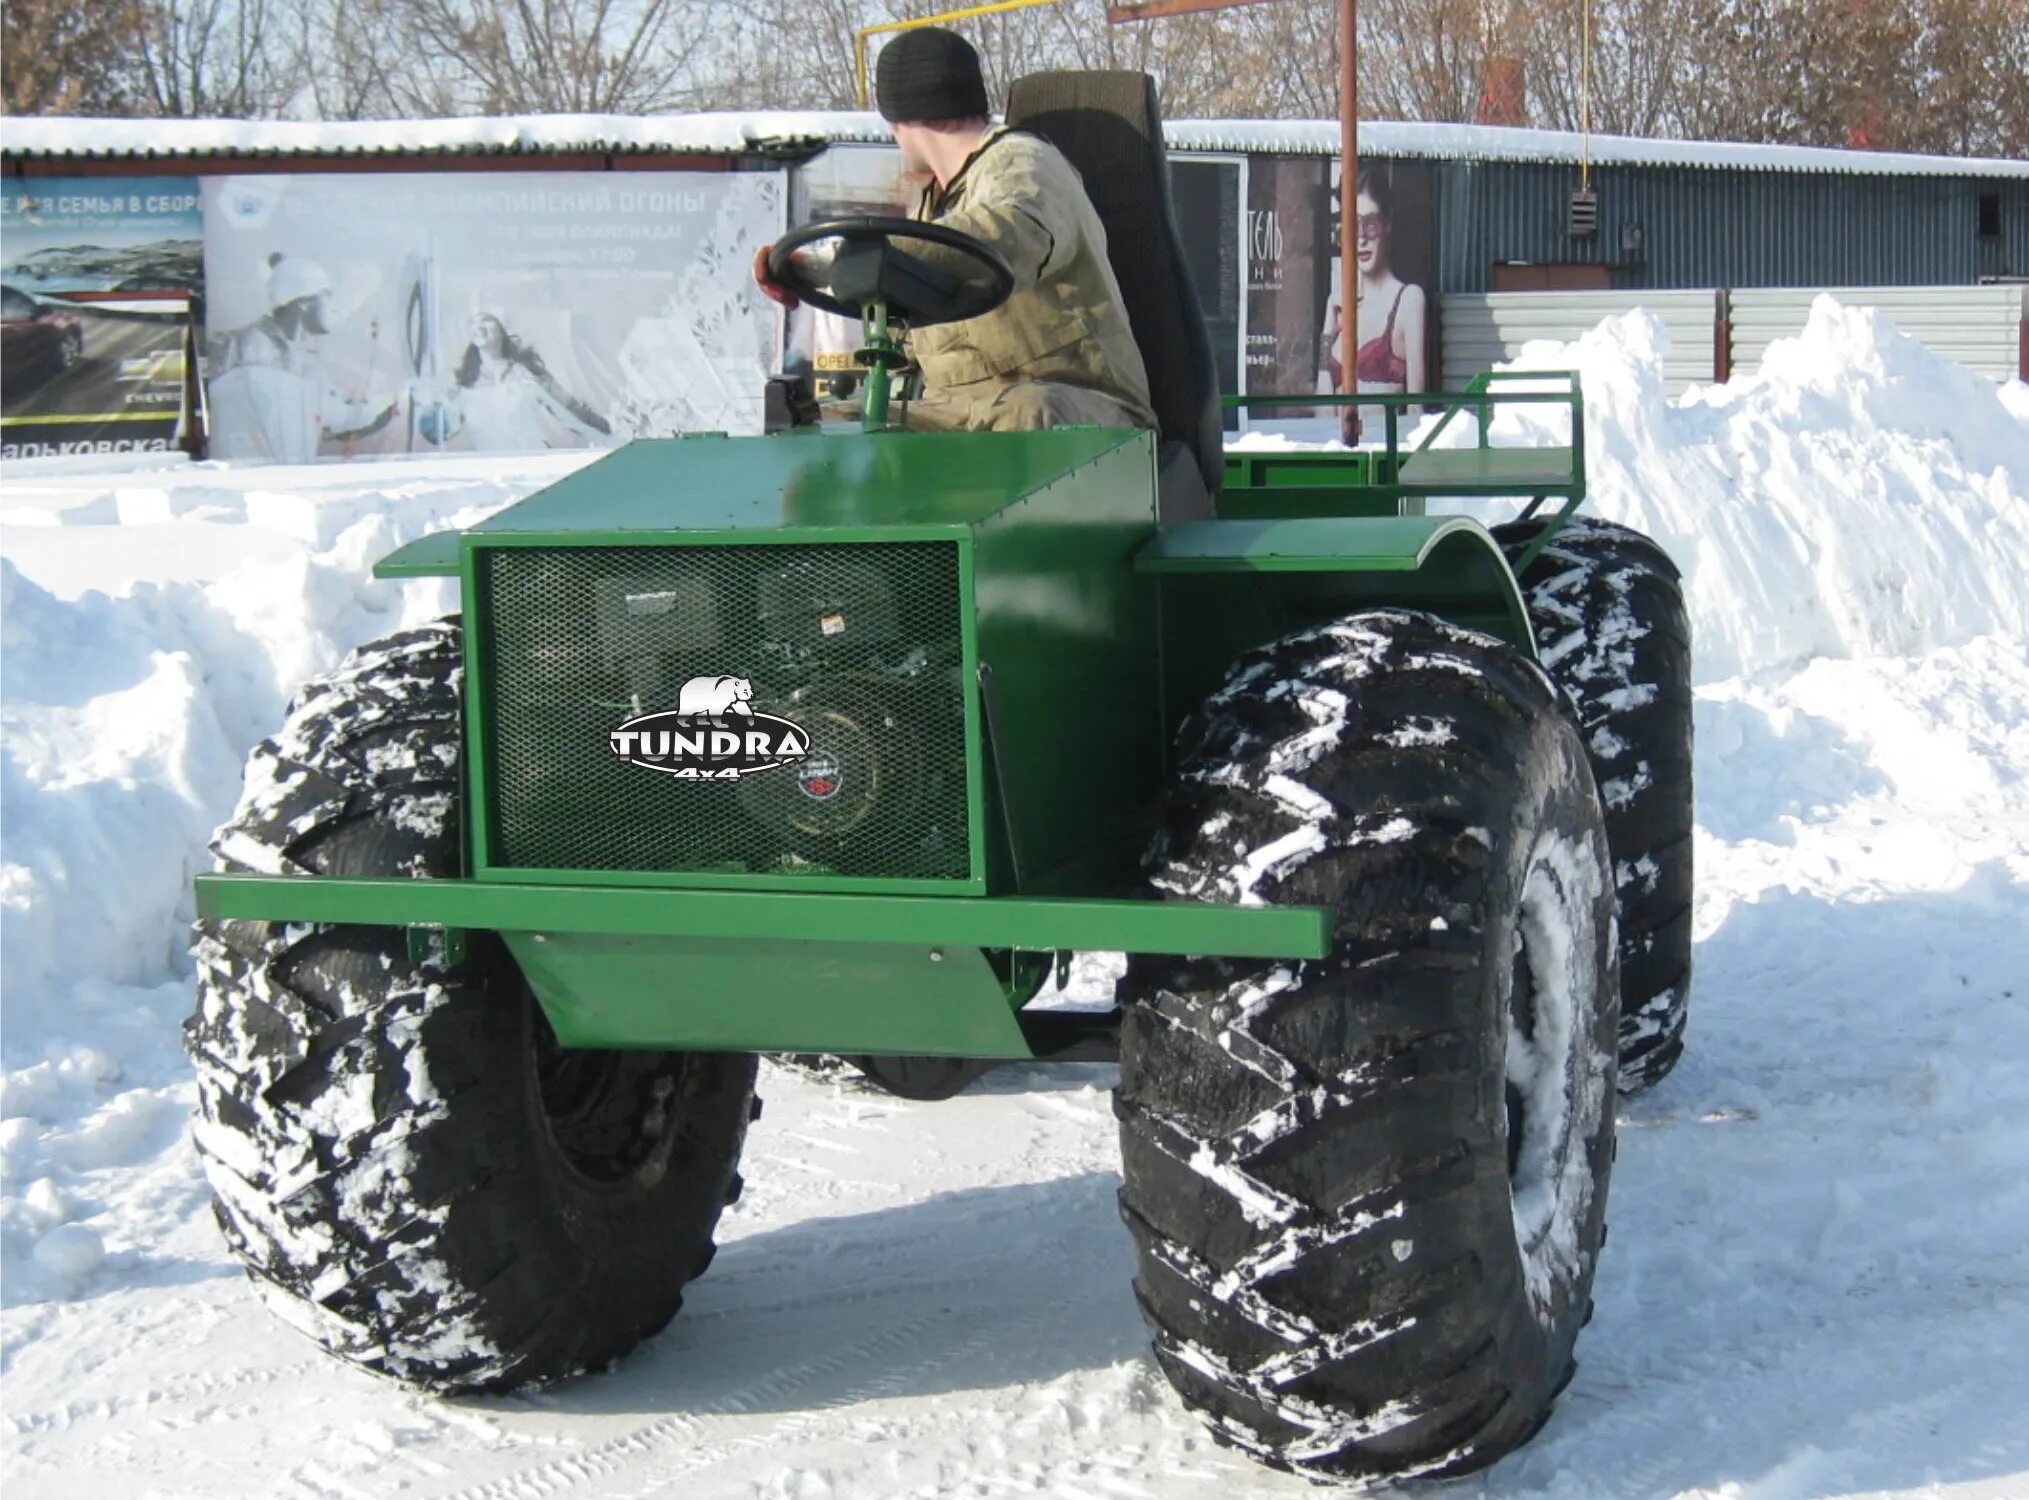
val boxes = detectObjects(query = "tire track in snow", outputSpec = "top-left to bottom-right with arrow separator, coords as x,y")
679,1268 -> 1017,1328
3,1352 -> 324,1437
431,1299 -> 1066,1500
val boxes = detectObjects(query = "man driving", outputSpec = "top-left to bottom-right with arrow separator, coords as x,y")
756,29 -> 1155,434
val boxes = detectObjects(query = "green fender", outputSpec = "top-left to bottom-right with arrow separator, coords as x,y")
1137,515 -> 1537,729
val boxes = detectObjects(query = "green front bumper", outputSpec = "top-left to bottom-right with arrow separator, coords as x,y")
194,874 -> 1330,1057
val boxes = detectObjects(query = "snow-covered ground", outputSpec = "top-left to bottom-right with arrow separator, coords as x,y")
4,300 -> 2027,1498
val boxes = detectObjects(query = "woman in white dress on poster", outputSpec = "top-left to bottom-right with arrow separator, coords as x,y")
421,313 -> 610,451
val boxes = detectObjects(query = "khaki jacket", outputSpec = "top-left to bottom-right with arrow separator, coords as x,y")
909,128 -> 1156,427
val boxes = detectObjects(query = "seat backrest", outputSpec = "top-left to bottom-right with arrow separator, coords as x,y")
1004,71 -> 1221,499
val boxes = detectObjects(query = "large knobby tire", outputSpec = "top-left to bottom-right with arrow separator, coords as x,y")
185,620 -> 757,1392
1117,609 -> 1618,1483
1494,517 -> 1693,1091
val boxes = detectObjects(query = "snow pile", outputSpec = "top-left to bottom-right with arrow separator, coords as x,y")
1432,295 -> 2029,684
0,453 -> 587,1302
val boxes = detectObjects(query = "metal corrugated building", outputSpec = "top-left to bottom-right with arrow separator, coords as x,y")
1430,158 -> 2027,293
1161,119 -> 2029,294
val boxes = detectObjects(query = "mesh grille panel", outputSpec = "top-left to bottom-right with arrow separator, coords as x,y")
481,542 -> 970,881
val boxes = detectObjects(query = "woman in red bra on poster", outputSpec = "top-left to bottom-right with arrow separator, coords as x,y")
1318,168 -> 1427,442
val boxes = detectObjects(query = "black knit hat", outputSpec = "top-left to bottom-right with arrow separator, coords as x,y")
874,27 -> 989,124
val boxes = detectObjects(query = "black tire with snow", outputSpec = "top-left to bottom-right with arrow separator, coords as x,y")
185,620 -> 757,1392
1117,609 -> 1619,1483
1494,516 -> 1694,1091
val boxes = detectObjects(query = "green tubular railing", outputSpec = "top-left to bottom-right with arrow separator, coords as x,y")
1222,371 -> 1588,573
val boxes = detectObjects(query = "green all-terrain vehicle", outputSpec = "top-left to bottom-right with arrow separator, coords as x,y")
185,74 -> 1692,1483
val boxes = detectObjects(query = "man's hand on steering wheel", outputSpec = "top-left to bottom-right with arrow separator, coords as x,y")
752,246 -> 799,310
760,217 -> 1014,328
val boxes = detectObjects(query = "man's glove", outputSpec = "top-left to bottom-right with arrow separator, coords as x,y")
753,246 -> 799,310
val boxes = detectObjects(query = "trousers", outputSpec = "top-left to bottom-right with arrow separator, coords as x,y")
901,379 -> 1147,433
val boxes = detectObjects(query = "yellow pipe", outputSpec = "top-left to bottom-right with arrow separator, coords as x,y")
854,0 -> 1064,109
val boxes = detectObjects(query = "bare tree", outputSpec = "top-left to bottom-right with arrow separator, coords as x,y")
2,0 -> 149,113
5,0 -> 2020,160
288,0 -> 461,119
1517,0 -> 1714,136
1042,0 -> 1228,114
1353,0 -> 1514,122
394,0 -> 717,113
130,0 -> 293,116
1902,0 -> 2029,155
705,0 -> 1229,116
1207,0 -> 1342,119
708,0 -> 905,111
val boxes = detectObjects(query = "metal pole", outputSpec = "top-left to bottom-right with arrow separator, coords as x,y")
1339,0 -> 1358,439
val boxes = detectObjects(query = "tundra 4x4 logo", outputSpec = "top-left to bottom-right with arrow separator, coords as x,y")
609,675 -> 810,781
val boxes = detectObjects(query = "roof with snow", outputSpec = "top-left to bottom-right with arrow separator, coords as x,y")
4,111 -> 2025,179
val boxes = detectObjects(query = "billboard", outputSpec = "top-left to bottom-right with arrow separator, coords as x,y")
201,171 -> 784,462
1243,157 -> 1439,441
0,178 -> 201,461
1245,155 -> 1330,402
1170,157 -> 1245,431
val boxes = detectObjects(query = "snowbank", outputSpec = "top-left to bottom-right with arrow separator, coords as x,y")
0,453 -> 589,1300
1430,295 -> 2029,684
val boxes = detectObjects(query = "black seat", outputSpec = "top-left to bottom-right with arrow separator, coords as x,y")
1005,71 -> 1219,522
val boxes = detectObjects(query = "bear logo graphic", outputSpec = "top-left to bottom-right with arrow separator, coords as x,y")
677,674 -> 755,718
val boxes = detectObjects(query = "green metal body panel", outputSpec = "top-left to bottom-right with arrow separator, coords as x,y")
969,433 -> 1161,894
502,931 -> 1035,1054
466,429 -> 1139,535
1139,516 -> 1509,574
374,530 -> 463,579
205,378 -> 1588,1057
1223,448 -> 1392,489
1218,449 -> 1422,521
451,427 -> 1152,904
192,873 -> 1331,958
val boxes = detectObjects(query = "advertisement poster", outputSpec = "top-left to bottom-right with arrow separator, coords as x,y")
1242,156 -> 1439,440
1245,155 -> 1331,403
201,171 -> 784,462
1,178 -> 201,460
1170,156 -> 1244,431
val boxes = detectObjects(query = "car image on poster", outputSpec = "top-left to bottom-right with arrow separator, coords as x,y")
0,179 -> 201,461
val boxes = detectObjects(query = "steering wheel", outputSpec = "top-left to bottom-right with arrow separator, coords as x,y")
768,217 -> 1014,327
